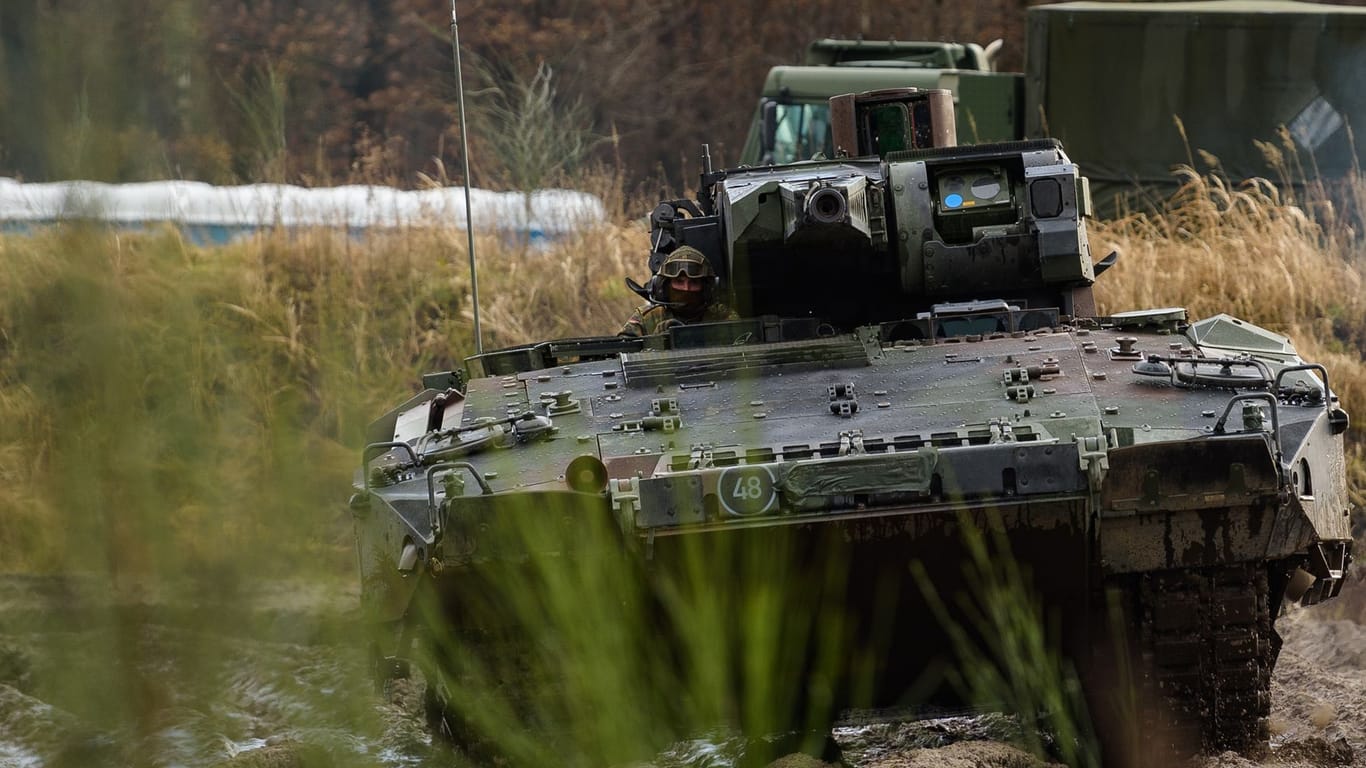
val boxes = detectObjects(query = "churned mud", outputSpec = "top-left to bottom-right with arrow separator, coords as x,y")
0,573 -> 1362,768
807,588 -> 1366,768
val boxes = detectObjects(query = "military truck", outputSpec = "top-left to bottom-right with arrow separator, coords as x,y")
740,38 -> 1025,166
353,88 -> 1353,766
745,2 -> 1366,213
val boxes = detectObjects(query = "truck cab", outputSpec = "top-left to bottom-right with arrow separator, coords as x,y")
739,39 -> 1024,166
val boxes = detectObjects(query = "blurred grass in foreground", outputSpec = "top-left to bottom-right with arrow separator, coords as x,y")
912,513 -> 1100,768
0,207 -> 647,577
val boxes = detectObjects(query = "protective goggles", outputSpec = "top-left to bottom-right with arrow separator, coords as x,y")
659,258 -> 711,279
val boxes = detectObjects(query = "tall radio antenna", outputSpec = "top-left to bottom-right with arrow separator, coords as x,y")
449,0 -> 483,354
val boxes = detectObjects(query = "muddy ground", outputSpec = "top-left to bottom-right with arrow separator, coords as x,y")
757,573 -> 1366,768
0,572 -> 1362,768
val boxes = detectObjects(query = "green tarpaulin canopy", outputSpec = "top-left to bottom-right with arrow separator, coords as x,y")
1026,0 -> 1366,211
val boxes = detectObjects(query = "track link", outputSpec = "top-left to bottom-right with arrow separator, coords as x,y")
1133,563 -> 1273,760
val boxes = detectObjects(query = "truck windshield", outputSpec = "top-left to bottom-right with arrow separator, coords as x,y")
772,102 -> 832,164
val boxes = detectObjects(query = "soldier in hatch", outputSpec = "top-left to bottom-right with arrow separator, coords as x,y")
618,246 -> 737,336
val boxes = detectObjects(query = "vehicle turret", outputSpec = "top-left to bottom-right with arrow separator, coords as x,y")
658,88 -> 1098,332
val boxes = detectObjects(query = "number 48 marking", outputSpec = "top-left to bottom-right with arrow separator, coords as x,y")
732,475 -> 766,500
718,466 -> 776,516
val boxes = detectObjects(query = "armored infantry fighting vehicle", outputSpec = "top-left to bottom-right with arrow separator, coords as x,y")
351,88 -> 1353,766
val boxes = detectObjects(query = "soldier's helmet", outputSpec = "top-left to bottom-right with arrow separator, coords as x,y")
658,246 -> 716,280
652,246 -> 718,306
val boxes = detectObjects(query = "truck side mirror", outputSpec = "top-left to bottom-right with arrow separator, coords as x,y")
760,99 -> 778,165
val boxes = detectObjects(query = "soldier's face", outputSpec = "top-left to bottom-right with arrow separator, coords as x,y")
669,276 -> 703,293
667,276 -> 705,307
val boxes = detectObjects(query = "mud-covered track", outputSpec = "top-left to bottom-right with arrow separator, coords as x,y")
1133,564 -> 1274,760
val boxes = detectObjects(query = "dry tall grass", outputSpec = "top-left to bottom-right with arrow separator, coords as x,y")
0,211 -> 649,576
1092,168 -> 1366,508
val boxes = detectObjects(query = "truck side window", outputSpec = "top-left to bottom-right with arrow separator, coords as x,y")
773,103 -> 832,164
